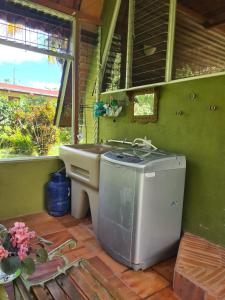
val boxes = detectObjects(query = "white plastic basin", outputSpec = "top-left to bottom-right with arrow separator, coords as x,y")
59,144 -> 112,189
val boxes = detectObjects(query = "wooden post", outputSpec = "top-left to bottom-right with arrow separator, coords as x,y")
72,18 -> 80,144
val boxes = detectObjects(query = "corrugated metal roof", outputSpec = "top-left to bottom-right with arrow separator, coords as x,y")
0,82 -> 58,97
173,0 -> 225,79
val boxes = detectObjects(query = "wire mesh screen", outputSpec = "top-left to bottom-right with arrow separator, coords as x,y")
173,9 -> 225,79
0,20 -> 70,56
78,25 -> 98,143
132,0 -> 170,86
102,34 -> 123,91
57,26 -> 98,137
101,0 -> 128,92
0,1 -> 72,57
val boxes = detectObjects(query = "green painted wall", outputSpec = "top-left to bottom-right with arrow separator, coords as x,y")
0,158 -> 63,220
99,75 -> 225,247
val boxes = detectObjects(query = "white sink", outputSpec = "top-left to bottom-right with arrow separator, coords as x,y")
59,144 -> 113,189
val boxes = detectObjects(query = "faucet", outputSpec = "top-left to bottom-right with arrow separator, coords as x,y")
132,138 -> 157,150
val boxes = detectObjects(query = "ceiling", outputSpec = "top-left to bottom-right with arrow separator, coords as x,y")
27,1 -> 225,29
29,0 -> 104,24
178,0 -> 225,31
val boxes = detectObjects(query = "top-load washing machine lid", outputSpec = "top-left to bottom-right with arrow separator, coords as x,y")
102,148 -> 186,170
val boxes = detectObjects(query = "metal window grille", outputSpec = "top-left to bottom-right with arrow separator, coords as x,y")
132,0 -> 170,86
101,0 -> 128,92
0,0 -> 72,59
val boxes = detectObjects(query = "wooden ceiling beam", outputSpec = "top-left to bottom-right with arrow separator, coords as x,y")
29,0 -> 101,24
177,3 -> 225,30
30,0 -> 77,16
77,11 -> 101,25
176,3 -> 205,24
204,11 -> 225,28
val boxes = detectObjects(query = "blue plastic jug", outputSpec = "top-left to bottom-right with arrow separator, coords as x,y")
46,172 -> 70,217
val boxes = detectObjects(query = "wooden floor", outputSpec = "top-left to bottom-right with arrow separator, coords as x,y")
2,213 -> 180,300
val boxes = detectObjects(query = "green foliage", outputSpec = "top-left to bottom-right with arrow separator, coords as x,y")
15,103 -> 59,155
0,227 -> 7,240
21,257 -> 35,275
0,244 -> 48,276
0,132 -> 11,148
1,256 -> 21,275
0,98 -> 60,156
2,233 -> 17,254
36,248 -> 48,263
0,99 -> 19,129
9,130 -> 33,155
59,127 -> 72,144
0,223 -> 48,275
134,94 -> 154,116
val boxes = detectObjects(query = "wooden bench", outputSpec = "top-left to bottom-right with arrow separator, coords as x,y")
173,233 -> 225,300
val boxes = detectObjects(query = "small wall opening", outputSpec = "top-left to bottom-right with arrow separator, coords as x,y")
81,190 -> 92,221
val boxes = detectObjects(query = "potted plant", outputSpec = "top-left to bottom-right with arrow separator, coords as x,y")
0,222 -> 48,284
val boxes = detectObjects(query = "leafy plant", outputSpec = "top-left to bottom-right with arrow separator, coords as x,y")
0,222 -> 48,275
9,130 -> 33,155
59,127 -> 72,144
0,99 -> 60,156
15,103 -> 60,155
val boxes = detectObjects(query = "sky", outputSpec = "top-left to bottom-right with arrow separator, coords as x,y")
0,45 -> 63,90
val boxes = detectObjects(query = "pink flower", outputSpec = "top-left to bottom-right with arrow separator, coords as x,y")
18,243 -> 29,260
0,246 -> 9,260
9,222 -> 36,259
14,222 -> 26,229
29,231 -> 35,239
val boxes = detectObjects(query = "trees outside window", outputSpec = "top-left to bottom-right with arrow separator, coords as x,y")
0,98 -> 60,157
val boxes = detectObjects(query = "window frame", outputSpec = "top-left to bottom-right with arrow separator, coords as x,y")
127,87 -> 159,123
0,0 -> 76,162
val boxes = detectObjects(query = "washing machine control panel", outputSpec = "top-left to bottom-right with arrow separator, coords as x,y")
104,151 -> 143,164
103,148 -> 176,165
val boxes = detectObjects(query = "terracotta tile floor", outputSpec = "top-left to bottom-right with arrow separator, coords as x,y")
1,213 -> 180,300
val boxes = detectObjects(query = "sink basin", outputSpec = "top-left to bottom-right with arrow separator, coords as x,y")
59,144 -> 113,189
65,144 -> 111,154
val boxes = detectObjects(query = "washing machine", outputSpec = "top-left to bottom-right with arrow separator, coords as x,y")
98,147 -> 186,270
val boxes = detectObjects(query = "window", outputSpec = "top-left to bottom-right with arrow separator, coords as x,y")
101,0 -> 225,93
0,1 -> 72,58
0,0 -> 73,159
101,0 -> 129,92
127,88 -> 159,123
100,0 -> 171,92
